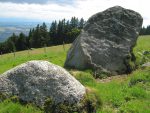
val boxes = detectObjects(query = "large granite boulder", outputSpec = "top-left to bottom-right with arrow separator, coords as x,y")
65,6 -> 143,74
0,61 -> 85,106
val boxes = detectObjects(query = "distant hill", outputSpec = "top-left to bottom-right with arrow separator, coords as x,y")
0,22 -> 42,42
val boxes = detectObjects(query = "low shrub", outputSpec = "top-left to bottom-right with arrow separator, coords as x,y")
93,69 -> 111,79
43,90 -> 102,113
79,91 -> 103,113
129,68 -> 150,87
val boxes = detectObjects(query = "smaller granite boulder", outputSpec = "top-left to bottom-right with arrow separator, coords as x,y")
0,60 -> 85,106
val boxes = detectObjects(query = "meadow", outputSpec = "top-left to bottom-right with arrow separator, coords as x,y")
0,35 -> 150,113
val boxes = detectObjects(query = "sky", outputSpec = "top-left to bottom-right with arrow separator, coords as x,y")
0,0 -> 149,26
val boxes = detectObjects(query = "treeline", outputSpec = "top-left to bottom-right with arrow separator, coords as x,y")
140,25 -> 150,35
0,17 -> 85,54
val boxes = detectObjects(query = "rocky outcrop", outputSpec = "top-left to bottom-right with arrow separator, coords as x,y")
0,60 -> 85,106
65,6 -> 143,75
142,62 -> 150,67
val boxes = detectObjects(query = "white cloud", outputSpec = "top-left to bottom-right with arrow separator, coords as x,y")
0,2 -> 75,21
0,0 -> 74,5
74,0 -> 149,26
0,0 -> 149,26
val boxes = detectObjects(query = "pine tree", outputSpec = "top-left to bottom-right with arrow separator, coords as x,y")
50,21 -> 58,45
16,33 -> 27,50
40,22 -> 50,46
145,25 -> 150,35
70,17 -> 79,29
32,24 -> 41,48
57,20 -> 64,44
79,18 -> 85,29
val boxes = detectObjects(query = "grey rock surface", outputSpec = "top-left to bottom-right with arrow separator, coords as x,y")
65,6 -> 143,74
142,62 -> 150,67
0,60 -> 85,106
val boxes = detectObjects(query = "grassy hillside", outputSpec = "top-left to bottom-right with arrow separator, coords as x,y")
0,36 -> 150,113
0,44 -> 70,74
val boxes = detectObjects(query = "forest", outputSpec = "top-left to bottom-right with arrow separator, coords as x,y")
0,17 -> 150,54
0,17 -> 85,54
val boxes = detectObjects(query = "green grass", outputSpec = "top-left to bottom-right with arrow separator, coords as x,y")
0,36 -> 150,113
0,100 -> 42,113
0,44 -> 70,74
73,67 -> 150,113
133,35 -> 150,65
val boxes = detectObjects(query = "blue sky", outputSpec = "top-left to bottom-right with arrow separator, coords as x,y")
0,0 -> 149,26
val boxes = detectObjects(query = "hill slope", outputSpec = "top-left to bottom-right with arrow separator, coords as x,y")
0,35 -> 150,113
0,22 -> 40,42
